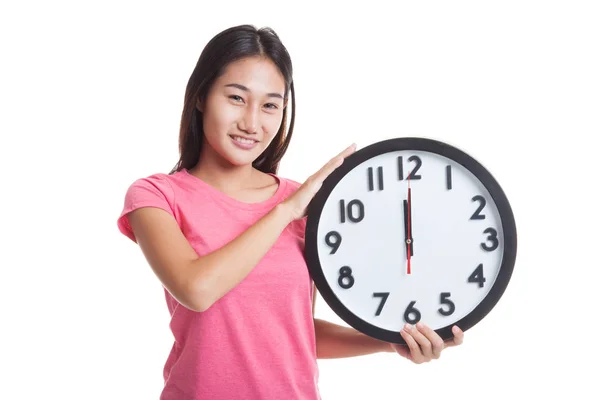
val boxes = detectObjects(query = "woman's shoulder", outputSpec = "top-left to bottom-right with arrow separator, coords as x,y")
125,169 -> 176,184
123,171 -> 179,196
132,169 -> 201,189
120,169 -> 201,209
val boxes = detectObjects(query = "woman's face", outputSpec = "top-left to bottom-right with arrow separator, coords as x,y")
197,56 -> 287,168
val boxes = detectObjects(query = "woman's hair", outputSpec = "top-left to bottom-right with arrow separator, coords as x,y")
169,24 -> 296,175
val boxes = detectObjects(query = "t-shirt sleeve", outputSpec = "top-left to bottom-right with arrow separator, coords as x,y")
117,174 -> 176,243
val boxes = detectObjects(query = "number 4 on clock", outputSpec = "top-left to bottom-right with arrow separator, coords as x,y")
468,263 -> 486,288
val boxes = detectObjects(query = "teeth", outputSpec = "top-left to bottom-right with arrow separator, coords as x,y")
232,136 -> 255,144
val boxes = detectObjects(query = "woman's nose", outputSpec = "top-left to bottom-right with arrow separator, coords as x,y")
240,107 -> 259,134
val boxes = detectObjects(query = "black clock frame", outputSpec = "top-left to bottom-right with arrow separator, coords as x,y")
304,137 -> 518,344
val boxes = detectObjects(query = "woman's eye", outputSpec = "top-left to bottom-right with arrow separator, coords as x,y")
229,95 -> 243,102
265,103 -> 278,109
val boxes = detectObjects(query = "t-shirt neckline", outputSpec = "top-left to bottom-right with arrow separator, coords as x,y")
180,168 -> 287,210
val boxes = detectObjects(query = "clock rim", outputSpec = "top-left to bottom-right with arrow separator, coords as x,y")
304,136 -> 518,344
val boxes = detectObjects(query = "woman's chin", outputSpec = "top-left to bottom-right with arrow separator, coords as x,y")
222,151 -> 259,168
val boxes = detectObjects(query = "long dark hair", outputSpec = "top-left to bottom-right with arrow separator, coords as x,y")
169,25 -> 295,175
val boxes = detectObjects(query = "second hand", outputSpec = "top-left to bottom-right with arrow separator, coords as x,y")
407,174 -> 411,275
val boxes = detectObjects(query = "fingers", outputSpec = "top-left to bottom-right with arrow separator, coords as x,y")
334,142 -> 357,160
399,327 -> 423,363
399,323 -> 457,364
325,143 -> 357,171
313,143 -> 357,182
445,325 -> 464,348
286,143 -> 358,221
415,322 -> 445,359
402,323 -> 433,362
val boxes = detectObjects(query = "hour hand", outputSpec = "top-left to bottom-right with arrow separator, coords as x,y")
403,199 -> 414,258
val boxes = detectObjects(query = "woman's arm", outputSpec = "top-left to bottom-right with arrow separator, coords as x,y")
314,318 -> 393,359
128,203 -> 293,312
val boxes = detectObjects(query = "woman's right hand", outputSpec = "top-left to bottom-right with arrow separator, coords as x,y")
282,143 -> 357,222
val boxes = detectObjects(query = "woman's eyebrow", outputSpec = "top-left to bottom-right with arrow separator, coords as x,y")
224,83 -> 283,100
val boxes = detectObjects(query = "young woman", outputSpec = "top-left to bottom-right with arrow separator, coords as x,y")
117,24 -> 464,400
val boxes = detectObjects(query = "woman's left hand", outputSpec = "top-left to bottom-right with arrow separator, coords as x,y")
390,323 -> 464,364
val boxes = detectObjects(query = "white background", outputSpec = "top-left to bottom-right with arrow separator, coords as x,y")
1,1 -> 598,399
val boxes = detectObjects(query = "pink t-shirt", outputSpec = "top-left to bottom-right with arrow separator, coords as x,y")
117,169 -> 321,400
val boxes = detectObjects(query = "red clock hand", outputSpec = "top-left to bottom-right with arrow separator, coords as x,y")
407,174 -> 412,275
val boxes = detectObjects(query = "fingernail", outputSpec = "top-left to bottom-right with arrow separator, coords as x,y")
404,323 -> 412,331
416,322 -> 423,329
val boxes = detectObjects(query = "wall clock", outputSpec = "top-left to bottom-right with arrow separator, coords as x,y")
305,137 -> 517,344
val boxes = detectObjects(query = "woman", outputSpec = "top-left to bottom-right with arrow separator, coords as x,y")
117,24 -> 463,400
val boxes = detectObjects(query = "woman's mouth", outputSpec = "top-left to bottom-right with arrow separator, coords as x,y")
230,135 -> 258,150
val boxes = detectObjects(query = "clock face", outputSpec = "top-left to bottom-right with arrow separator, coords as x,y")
305,137 -> 517,344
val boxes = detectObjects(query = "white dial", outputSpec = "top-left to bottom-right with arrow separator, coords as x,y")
305,138 -> 517,344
